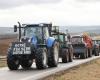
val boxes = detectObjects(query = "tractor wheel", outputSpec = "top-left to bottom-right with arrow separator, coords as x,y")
94,49 -> 99,56
7,49 -> 19,70
47,42 -> 59,67
21,60 -> 33,69
88,49 -> 92,57
86,49 -> 88,58
68,48 -> 73,62
35,48 -> 47,69
61,49 -> 69,63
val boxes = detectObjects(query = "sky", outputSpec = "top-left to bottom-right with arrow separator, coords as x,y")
0,0 -> 100,27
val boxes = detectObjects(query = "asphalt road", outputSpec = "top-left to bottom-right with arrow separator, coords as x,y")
0,56 -> 100,80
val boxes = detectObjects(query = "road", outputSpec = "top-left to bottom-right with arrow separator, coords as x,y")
0,56 -> 100,80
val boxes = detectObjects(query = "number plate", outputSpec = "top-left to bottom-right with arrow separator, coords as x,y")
12,42 -> 31,55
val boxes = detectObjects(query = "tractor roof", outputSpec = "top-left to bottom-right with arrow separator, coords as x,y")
22,23 -> 52,28
72,35 -> 83,38
52,31 -> 66,35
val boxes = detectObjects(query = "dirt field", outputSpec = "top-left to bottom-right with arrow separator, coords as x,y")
43,59 -> 100,80
0,38 -> 16,56
0,60 -> 6,68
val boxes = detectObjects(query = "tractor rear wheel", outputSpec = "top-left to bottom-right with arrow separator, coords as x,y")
68,48 -> 73,62
86,49 -> 88,58
35,48 -> 47,69
94,48 -> 99,56
48,42 -> 59,67
88,49 -> 92,57
61,49 -> 69,63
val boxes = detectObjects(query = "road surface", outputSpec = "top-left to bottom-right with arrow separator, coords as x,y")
0,56 -> 100,80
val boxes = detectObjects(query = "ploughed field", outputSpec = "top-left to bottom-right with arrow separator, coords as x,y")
0,38 -> 16,67
43,58 -> 100,80
0,38 -> 16,56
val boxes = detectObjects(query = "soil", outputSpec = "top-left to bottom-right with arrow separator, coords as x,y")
0,38 -> 16,56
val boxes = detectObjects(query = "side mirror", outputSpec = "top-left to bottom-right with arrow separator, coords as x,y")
14,25 -> 17,32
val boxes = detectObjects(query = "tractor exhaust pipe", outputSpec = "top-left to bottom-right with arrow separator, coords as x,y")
18,22 -> 21,42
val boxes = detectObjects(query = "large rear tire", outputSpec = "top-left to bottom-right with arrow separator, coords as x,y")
94,48 -> 99,56
88,49 -> 92,57
35,48 -> 47,69
7,49 -> 19,70
61,49 -> 69,63
47,42 -> 59,67
86,49 -> 88,58
68,48 -> 73,62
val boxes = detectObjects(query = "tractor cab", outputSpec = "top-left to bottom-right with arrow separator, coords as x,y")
52,32 -> 67,48
71,35 -> 84,44
51,26 -> 68,48
14,23 -> 52,46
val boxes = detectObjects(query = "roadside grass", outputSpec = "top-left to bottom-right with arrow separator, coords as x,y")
43,59 -> 100,80
0,60 -> 7,68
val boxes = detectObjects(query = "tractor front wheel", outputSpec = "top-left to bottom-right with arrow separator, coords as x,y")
7,50 -> 19,70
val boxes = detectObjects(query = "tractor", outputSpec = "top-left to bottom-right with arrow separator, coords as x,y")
71,35 -> 93,59
92,39 -> 100,56
51,26 -> 73,63
7,22 -> 59,70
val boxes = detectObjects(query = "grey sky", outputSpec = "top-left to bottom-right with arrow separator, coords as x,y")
0,0 -> 100,27
0,0 -> 61,9
76,0 -> 100,3
1,0 -> 99,9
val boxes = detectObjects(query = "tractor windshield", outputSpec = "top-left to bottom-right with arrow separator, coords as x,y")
24,27 -> 42,39
59,35 -> 64,42
96,40 -> 100,44
72,36 -> 83,43
53,35 -> 58,40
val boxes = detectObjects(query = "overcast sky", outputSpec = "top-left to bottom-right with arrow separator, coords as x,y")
0,0 -> 100,27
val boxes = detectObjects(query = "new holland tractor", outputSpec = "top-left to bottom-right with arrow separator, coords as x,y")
7,22 -> 59,70
51,26 -> 73,63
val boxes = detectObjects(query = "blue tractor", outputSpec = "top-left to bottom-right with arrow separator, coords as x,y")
7,22 -> 59,70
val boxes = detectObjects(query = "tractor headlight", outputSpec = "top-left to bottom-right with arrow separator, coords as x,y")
8,43 -> 12,51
